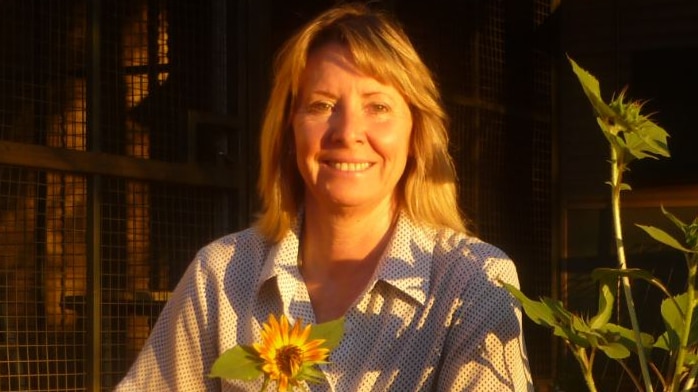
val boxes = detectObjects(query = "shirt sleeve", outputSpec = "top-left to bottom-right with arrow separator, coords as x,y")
113,255 -> 221,392
434,253 -> 534,391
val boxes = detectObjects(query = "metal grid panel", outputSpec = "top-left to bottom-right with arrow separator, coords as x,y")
478,0 -> 506,103
0,0 -> 243,390
529,6 -> 556,383
0,166 -> 87,392
99,0 -> 229,163
0,1 -> 88,147
98,177 -> 232,390
448,104 -> 510,239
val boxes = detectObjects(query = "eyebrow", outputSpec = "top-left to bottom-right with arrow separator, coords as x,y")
306,90 -> 337,99
305,89 -> 394,100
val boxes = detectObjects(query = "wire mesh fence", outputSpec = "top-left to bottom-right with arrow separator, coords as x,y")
0,0 -> 244,390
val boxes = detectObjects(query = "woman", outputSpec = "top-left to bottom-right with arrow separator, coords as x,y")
116,3 -> 532,391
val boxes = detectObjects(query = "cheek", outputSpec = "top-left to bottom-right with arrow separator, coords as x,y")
379,124 -> 412,161
295,120 -> 331,158
291,122 -> 319,176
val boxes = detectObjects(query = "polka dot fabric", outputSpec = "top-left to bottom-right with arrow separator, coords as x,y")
114,212 -> 533,391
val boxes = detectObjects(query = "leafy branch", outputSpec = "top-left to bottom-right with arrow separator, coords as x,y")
504,56 -> 698,391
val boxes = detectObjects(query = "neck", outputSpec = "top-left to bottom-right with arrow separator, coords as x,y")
298,199 -> 399,322
300,200 -> 397,270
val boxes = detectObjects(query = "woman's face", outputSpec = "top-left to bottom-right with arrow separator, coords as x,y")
292,43 -> 413,214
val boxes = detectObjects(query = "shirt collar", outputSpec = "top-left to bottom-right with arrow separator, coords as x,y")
257,212 -> 435,307
257,217 -> 303,312
373,212 -> 434,306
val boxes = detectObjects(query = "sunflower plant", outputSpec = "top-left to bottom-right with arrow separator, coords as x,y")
209,314 -> 344,392
504,56 -> 698,392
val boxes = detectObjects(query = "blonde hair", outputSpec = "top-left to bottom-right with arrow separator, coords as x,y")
255,3 -> 467,242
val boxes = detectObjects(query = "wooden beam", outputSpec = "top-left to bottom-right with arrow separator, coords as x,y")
0,140 -> 239,189
565,184 -> 698,208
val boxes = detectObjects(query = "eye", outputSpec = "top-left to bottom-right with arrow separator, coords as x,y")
306,101 -> 334,114
368,103 -> 390,114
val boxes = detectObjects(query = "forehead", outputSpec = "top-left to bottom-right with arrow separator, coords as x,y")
305,43 -> 358,75
300,43 -> 401,93
304,44 -> 363,84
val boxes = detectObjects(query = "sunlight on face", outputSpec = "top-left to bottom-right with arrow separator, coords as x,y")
292,43 -> 412,214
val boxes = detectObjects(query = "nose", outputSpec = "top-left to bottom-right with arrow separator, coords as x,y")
328,103 -> 366,145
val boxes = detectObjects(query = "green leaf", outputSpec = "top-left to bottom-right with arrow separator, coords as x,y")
654,331 -> 672,351
636,224 -> 694,253
656,292 -> 698,351
684,351 -> 698,366
502,282 -> 557,327
209,345 -> 263,380
298,365 -> 326,384
502,282 -> 589,347
598,342 -> 631,359
543,297 -> 591,346
661,205 -> 688,228
567,56 -> 616,120
591,267 -> 655,281
661,206 -> 698,251
588,270 -> 616,329
542,296 -> 575,322
591,267 -> 674,300
596,323 -> 654,359
568,55 -> 670,164
606,91 -> 670,161
308,317 -> 345,351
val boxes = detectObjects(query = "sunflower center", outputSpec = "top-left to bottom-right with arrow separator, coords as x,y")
276,345 -> 303,376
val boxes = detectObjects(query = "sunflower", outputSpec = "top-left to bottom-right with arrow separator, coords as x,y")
253,314 -> 331,392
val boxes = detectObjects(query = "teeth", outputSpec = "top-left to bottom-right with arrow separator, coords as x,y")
329,162 -> 371,171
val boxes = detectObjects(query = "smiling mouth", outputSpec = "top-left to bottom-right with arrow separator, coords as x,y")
326,161 -> 372,172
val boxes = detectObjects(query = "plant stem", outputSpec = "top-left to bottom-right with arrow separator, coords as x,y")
572,346 -> 598,392
679,364 -> 698,392
650,361 -> 668,391
618,359 -> 646,392
670,255 -> 698,392
260,377 -> 270,392
610,148 -> 654,392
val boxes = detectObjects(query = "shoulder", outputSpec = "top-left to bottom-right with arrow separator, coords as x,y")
431,226 -> 520,288
193,227 -> 270,275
